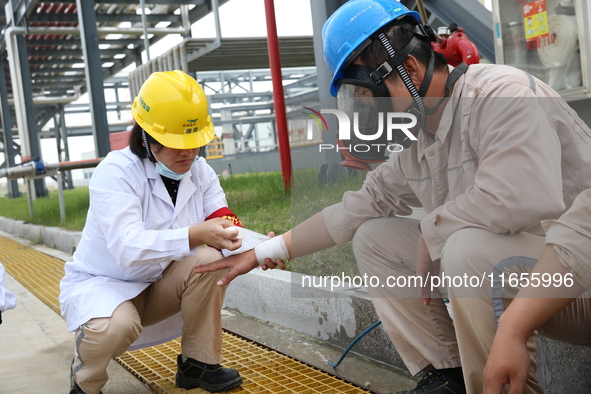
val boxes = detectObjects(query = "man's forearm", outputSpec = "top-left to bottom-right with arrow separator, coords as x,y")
498,245 -> 585,341
289,212 -> 337,258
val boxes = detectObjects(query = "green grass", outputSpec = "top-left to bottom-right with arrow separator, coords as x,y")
0,169 -> 367,277
221,169 -> 366,277
290,169 -> 365,277
0,187 -> 90,231
219,172 -> 291,236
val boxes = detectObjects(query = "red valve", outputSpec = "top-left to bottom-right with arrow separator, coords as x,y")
432,27 -> 480,66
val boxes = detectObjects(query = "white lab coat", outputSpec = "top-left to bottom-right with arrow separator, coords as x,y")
0,264 -> 17,313
59,147 -> 250,350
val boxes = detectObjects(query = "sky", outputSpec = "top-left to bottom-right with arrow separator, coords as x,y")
3,0 -> 314,187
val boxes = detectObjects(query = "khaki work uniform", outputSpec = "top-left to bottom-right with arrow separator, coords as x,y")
544,188 -> 591,290
322,63 -> 591,393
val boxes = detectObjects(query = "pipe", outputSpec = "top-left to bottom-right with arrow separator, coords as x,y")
53,158 -> 103,171
264,0 -> 292,192
8,86 -> 82,105
5,26 -> 30,159
416,0 -> 429,25
211,0 -> 222,41
139,0 -> 151,61
416,0 -> 440,41
0,158 -> 103,179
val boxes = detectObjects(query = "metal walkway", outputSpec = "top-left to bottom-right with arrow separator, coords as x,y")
0,235 -> 371,394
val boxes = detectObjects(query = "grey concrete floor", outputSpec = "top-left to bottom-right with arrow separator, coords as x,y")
0,232 -> 417,394
0,273 -> 153,394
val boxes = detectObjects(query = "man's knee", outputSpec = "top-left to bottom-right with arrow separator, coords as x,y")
352,217 -> 419,259
441,228 -> 495,277
352,220 -> 377,256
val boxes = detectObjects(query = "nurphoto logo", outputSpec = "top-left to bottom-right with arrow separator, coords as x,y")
304,107 -> 417,153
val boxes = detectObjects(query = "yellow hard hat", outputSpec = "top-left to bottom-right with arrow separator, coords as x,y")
131,70 -> 215,149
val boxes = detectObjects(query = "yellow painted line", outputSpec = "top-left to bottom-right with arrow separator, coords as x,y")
0,235 -> 370,393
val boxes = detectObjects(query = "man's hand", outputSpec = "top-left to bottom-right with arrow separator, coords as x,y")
193,232 -> 288,286
483,325 -> 530,394
194,249 -> 259,286
258,232 -> 288,271
416,234 -> 440,305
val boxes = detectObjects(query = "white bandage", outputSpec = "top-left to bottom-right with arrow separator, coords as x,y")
225,226 -> 269,242
222,227 -> 270,257
254,235 -> 290,266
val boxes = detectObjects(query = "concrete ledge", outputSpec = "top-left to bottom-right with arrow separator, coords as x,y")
0,216 -> 80,255
536,337 -> 591,394
224,268 -> 407,371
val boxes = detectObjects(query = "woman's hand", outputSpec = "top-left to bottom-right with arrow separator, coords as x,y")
189,218 -> 242,250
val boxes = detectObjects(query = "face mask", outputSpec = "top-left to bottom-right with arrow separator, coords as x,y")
151,148 -> 198,181
154,160 -> 188,181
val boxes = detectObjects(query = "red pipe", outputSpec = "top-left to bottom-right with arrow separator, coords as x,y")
264,0 -> 292,192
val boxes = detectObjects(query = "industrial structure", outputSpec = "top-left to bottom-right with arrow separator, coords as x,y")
1,0 -> 590,198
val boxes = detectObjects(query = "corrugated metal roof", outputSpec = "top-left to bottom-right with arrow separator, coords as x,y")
0,1 -> 240,131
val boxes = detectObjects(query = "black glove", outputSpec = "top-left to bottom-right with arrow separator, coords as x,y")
0,311 -> 3,325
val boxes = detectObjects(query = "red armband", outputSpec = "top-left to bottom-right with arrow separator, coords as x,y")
206,207 -> 243,228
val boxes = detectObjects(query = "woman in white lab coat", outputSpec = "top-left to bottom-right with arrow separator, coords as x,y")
59,70 -> 248,394
0,263 -> 17,324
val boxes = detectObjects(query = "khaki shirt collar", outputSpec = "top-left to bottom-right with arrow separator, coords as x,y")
416,65 -> 466,161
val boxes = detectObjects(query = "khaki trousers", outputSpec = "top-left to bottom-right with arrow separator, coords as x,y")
72,247 -> 226,394
352,217 -> 591,394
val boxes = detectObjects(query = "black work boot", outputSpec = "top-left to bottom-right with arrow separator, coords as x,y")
69,377 -> 85,394
70,370 -> 103,394
394,366 -> 466,394
69,373 -> 103,394
176,354 -> 243,392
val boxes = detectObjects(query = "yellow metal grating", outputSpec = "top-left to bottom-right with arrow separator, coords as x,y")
0,235 -> 64,315
0,235 -> 370,394
118,335 -> 367,394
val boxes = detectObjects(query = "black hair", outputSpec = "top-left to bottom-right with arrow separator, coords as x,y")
359,16 -> 447,78
128,122 -> 163,163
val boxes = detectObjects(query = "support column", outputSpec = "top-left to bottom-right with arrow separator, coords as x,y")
54,108 -> 73,190
0,56 -> 21,198
310,0 -> 349,183
76,0 -> 111,158
8,0 -> 47,197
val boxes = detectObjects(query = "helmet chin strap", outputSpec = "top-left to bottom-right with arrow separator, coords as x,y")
374,32 -> 428,146
373,32 -> 469,146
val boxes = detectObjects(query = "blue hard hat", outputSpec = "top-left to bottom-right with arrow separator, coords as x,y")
322,0 -> 421,97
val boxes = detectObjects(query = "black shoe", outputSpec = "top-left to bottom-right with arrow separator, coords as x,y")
69,378 -> 85,394
395,366 -> 466,394
176,354 -> 243,392
69,371 -> 103,394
